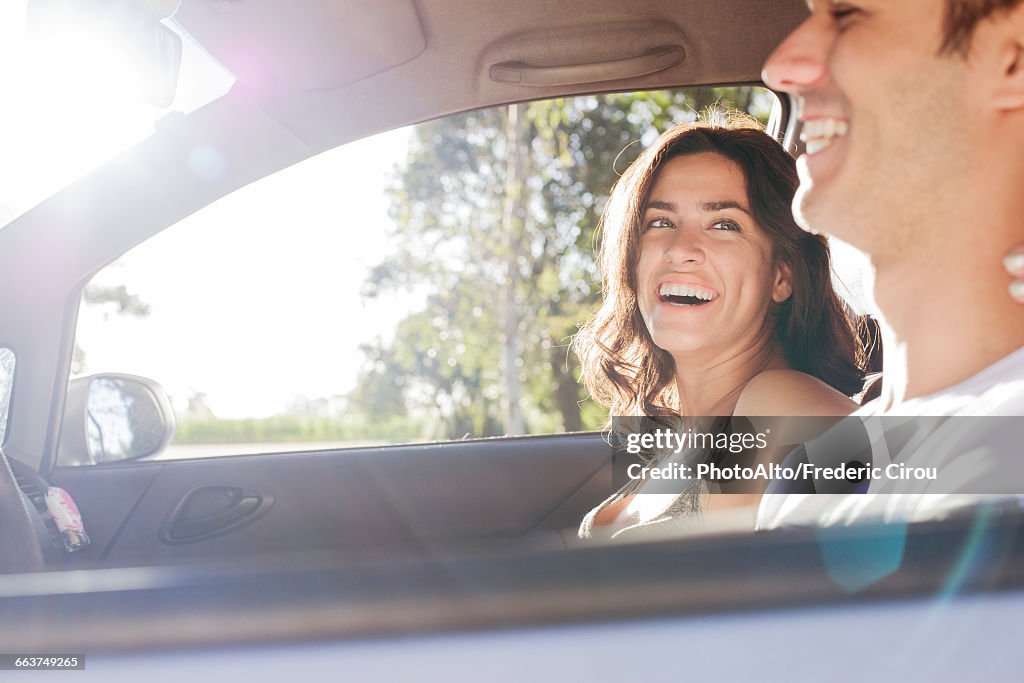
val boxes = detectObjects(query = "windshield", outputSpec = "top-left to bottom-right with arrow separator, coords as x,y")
0,1 -> 235,230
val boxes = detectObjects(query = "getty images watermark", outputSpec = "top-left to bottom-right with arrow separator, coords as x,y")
627,460 -> 937,484
612,416 -> 1024,494
623,426 -> 938,484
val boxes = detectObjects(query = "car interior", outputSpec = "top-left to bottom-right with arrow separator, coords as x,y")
0,0 -> 1022,675
0,0 -> 809,570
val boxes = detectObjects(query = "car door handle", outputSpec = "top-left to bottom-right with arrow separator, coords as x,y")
489,46 -> 684,87
161,486 -> 274,544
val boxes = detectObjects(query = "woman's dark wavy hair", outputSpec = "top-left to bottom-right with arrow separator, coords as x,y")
574,114 -> 869,418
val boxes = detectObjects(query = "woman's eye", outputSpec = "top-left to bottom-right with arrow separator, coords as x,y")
646,217 -> 674,230
711,220 -> 742,232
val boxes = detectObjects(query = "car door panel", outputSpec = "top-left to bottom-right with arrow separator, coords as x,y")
48,432 -> 617,566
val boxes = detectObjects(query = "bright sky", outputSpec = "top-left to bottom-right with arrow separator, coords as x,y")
77,131 -> 414,419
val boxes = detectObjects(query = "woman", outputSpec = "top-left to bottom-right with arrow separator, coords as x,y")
574,114 -> 873,539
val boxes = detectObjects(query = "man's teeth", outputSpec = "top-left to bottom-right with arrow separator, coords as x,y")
800,118 -> 849,154
659,283 -> 716,301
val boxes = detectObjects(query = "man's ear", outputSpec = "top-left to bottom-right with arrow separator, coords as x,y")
772,261 -> 793,303
990,4 -> 1024,111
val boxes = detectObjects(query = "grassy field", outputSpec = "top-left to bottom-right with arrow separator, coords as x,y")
173,414 -> 428,445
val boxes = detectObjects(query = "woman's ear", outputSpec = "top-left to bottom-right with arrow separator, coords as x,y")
772,261 -> 793,303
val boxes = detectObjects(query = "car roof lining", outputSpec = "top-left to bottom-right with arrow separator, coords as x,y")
174,0 -> 808,149
175,0 -> 428,92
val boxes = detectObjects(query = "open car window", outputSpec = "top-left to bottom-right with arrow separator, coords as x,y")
66,86 -> 779,464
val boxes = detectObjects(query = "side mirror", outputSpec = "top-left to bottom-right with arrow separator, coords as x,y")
60,373 -> 176,465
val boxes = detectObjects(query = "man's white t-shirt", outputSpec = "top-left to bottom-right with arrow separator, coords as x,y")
756,346 -> 1024,529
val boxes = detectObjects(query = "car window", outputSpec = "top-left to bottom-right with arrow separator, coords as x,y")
0,348 -> 13,445
68,86 -> 778,462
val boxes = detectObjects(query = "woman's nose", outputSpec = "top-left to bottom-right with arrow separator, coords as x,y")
664,229 -> 705,265
761,14 -> 831,95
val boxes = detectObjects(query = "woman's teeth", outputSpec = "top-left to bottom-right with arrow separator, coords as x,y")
659,283 -> 717,304
800,118 -> 849,155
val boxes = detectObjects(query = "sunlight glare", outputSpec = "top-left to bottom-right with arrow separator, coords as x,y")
0,1 -> 234,229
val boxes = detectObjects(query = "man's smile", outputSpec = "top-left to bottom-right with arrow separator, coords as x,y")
800,117 -> 849,155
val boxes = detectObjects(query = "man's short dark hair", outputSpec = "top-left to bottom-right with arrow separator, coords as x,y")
942,0 -> 1024,55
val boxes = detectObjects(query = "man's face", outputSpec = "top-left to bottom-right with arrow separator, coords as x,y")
762,1 -> 975,268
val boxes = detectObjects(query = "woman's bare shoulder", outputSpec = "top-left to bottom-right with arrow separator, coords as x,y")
735,369 -> 858,417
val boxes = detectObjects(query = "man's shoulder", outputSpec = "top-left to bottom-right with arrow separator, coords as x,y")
868,345 -> 1024,417
885,379 -> 1024,417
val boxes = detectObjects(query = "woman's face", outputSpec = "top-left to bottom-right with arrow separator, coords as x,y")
636,152 -> 792,359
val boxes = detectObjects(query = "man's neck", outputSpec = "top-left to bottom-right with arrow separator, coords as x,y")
875,258 -> 1024,403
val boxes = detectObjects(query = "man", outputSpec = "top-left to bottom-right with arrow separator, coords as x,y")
755,0 -> 1024,527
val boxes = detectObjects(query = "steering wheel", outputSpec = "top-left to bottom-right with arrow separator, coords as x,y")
0,446 -> 47,572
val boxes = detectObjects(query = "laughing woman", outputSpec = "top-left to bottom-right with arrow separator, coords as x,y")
574,115 -> 872,540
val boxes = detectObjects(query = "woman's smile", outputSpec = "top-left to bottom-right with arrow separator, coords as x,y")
657,281 -> 719,307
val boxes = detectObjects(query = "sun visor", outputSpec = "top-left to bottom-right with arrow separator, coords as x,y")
177,0 -> 426,91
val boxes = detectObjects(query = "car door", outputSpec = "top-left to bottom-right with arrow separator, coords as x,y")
45,434 -> 619,565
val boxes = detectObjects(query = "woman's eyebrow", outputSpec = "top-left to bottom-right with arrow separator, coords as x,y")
645,200 -> 676,212
645,199 -> 753,218
700,200 -> 753,218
